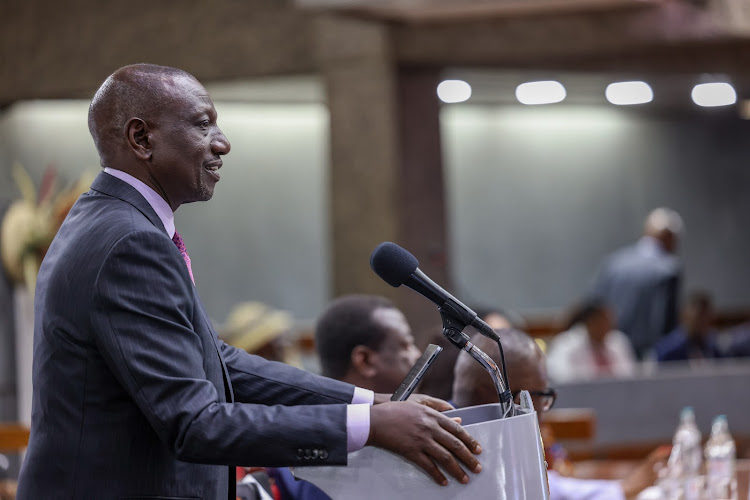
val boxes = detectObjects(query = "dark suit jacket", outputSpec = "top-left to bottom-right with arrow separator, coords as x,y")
593,237 -> 681,357
17,172 -> 354,500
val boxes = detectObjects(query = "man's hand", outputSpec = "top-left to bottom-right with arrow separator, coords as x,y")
372,393 -> 455,412
367,401 -> 482,486
373,393 -> 391,405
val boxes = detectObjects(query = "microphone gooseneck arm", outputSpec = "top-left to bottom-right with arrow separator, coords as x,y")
440,313 -> 514,418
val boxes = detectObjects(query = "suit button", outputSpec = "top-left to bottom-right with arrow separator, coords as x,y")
297,449 -> 305,459
312,449 -> 319,459
304,449 -> 312,459
319,449 -> 329,460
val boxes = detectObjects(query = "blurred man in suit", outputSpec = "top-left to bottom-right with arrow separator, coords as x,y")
453,328 -> 668,500
17,64 -> 481,500
267,294 -> 425,500
593,208 -> 683,358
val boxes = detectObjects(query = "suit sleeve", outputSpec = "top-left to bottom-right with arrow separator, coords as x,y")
219,341 -> 356,406
91,230 -> 349,466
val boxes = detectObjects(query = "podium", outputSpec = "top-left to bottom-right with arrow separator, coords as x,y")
294,403 -> 550,499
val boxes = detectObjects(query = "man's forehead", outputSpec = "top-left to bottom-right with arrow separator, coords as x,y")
154,74 -> 212,105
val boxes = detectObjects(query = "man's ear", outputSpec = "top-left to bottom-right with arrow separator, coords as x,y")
350,345 -> 377,378
126,118 -> 152,161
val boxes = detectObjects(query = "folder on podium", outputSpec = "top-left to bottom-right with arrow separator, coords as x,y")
294,403 -> 550,500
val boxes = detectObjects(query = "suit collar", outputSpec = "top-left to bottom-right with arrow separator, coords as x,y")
90,170 -> 168,236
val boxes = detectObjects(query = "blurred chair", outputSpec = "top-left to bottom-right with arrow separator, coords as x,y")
544,408 -> 597,442
543,407 -> 597,465
0,423 -> 29,500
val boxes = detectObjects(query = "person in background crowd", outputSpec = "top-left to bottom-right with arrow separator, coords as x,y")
546,298 -> 637,384
453,328 -> 669,500
654,290 -> 722,362
265,294 -> 425,500
315,295 -> 422,394
220,301 -> 297,365
722,320 -> 750,358
593,207 -> 683,358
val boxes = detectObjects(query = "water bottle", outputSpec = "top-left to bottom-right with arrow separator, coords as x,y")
704,415 -> 737,500
664,407 -> 703,500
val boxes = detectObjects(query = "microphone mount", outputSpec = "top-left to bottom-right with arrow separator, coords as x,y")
440,312 -> 514,418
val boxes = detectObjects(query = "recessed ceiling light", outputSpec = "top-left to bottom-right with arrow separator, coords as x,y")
605,81 -> 653,106
437,80 -> 472,104
515,81 -> 566,105
691,83 -> 737,107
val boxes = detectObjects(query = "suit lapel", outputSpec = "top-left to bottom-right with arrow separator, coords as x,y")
91,170 -> 235,403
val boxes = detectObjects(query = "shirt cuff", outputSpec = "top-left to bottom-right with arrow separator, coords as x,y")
346,404 -> 371,453
351,387 -> 374,405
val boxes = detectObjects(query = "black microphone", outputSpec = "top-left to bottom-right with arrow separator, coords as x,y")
370,242 -> 501,343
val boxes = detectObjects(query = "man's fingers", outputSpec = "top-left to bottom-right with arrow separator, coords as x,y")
424,399 -> 453,411
439,416 -> 483,455
407,393 -> 455,411
423,441 -> 471,485
368,402 -> 483,487
413,452 -> 449,486
433,426 -> 482,474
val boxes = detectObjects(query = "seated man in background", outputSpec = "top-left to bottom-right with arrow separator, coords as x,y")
546,298 -> 637,384
453,328 -> 669,500
654,290 -> 722,362
267,294 -> 426,500
315,294 -> 422,394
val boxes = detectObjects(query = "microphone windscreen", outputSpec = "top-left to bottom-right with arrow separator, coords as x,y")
370,242 -> 419,287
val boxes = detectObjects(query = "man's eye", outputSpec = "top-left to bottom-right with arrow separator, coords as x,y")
199,120 -> 210,128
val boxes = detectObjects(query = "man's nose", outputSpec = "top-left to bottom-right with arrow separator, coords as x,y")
212,128 -> 231,155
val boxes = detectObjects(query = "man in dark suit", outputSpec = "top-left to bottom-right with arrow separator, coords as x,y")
16,64 -> 481,500
593,208 -> 683,358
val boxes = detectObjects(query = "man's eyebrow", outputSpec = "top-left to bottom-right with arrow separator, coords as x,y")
188,107 -> 215,120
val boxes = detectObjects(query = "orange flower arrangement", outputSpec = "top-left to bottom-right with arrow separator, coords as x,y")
1,164 -> 94,294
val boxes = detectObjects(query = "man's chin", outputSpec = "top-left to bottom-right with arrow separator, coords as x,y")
182,190 -> 215,206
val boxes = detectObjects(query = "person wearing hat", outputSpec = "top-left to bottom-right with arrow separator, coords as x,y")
220,302 -> 295,364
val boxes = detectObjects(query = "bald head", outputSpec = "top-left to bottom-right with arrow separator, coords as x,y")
452,328 -> 547,409
643,207 -> 683,253
88,64 -> 197,166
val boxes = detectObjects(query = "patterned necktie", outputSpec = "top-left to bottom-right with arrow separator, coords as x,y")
171,231 -> 195,285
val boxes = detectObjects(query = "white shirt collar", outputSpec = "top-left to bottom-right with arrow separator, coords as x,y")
103,167 -> 176,238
